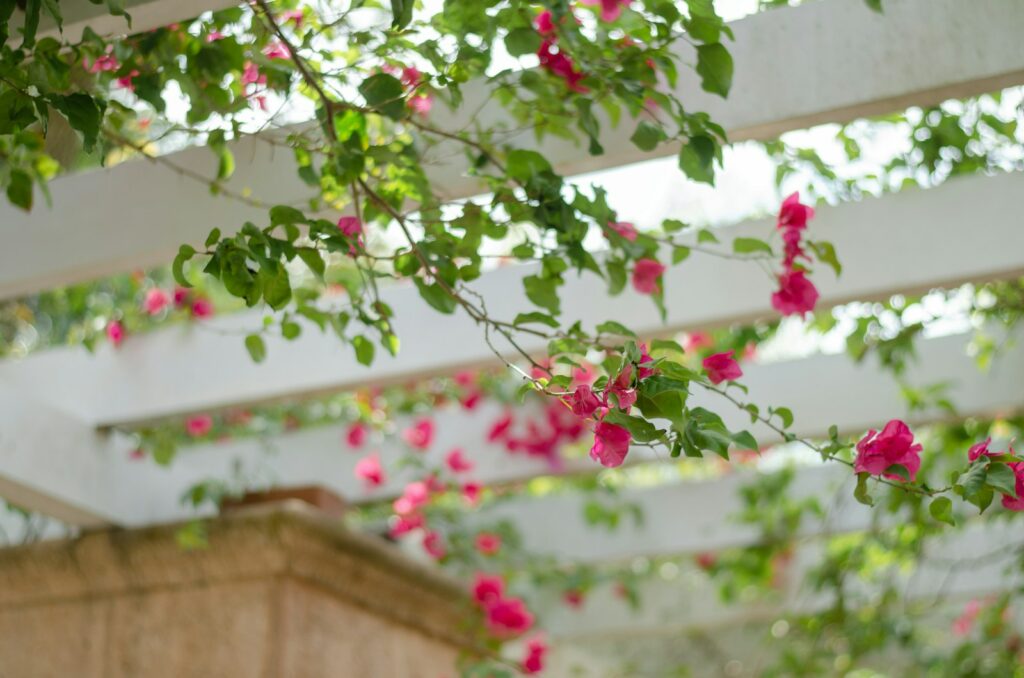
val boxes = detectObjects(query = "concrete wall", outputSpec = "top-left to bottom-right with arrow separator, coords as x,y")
0,505 -> 473,677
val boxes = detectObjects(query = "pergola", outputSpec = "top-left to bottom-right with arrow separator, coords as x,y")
2,0 -> 1024,673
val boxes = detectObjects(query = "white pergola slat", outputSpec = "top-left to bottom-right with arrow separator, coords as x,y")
3,329 -> 1020,529
5,0 -> 1024,299
2,170 -> 1022,428
42,0 -> 239,42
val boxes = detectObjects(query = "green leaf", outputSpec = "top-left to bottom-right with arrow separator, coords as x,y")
630,120 -> 666,152
269,205 -> 306,226
959,461 -> 988,498
809,240 -> 842,276
21,0 -> 40,48
672,246 -> 691,264
929,496 -> 954,526
281,320 -> 301,340
505,27 -> 542,56
864,0 -> 883,12
603,410 -> 661,443
261,264 -> 292,310
854,472 -> 874,506
413,278 -> 457,314
678,134 -> 716,185
40,0 -> 62,31
51,93 -> 105,152
695,43 -> 733,97
773,407 -> 794,428
390,0 -> 414,29
6,170 -> 32,210
986,462 -> 1018,497
297,247 -> 325,279
204,228 -> 221,249
359,73 -> 406,120
596,320 -> 636,337
732,237 -> 773,255
513,312 -> 560,328
244,334 -> 266,363
523,275 -> 560,315
173,245 -> 196,288
352,335 -> 375,366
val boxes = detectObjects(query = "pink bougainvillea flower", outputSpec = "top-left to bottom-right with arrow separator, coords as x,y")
568,384 -> 602,417
205,30 -> 226,43
522,637 -> 548,675
703,350 -> 742,385
475,532 -> 502,556
563,589 -> 584,608
968,437 -> 994,462
173,286 -> 190,307
637,343 -> 657,380
400,66 -> 423,88
422,530 -> 446,560
462,481 -> 482,505
408,93 -> 433,116
393,480 -> 430,515
336,216 -> 364,255
1001,462 -> 1024,512
631,258 -> 665,295
771,270 -> 819,317
460,389 -> 482,411
607,221 -> 638,242
190,297 -> 214,318
402,417 -> 435,450
590,421 -> 631,468
129,448 -> 145,461
953,599 -> 983,636
346,422 -> 368,449
445,448 -> 474,473
487,413 -> 514,442
581,0 -> 632,22
777,191 -> 815,230
142,288 -> 170,315
354,453 -> 384,489
572,363 -> 596,386
854,419 -> 923,482
424,473 -> 446,494
781,227 -> 808,269
695,552 -> 717,571
280,9 -> 304,25
485,596 -> 535,637
86,52 -> 119,73
241,61 -> 266,86
185,414 -> 214,438
389,512 -> 424,538
683,331 -> 713,353
106,319 -> 125,347
537,40 -> 588,93
534,10 -> 556,35
454,370 -> 475,387
263,41 -> 291,60
472,573 -> 504,606
116,69 -> 139,91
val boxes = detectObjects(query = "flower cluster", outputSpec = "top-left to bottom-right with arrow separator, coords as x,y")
472,574 -> 536,637
771,192 -> 820,317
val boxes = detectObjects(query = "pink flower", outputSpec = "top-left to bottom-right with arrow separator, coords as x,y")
606,364 -> 636,411
346,422 -> 368,449
393,481 -> 430,515
106,319 -> 125,347
402,418 -> 435,450
695,552 -> 717,571
445,448 -> 474,473
568,384 -> 602,417
572,363 -> 596,385
389,513 -> 424,538
953,599 -> 983,637
337,216 -> 364,255
854,419 -> 923,482
400,66 -> 423,88
537,40 -> 588,93
777,192 -> 815,231
185,414 -> 213,438
581,0 -> 632,22
355,454 -> 384,488
173,286 -> 190,307
460,389 -> 482,410
703,351 -> 742,385
535,10 -> 556,35
771,270 -> 819,317
631,258 -> 665,295
142,288 -> 170,315
475,532 -> 502,556
280,9 -> 304,25
968,437 -> 994,462
205,31 -> 226,42
1001,462 -> 1024,512
190,297 -> 214,318
241,61 -> 266,86
129,448 -> 145,461
116,69 -> 139,91
563,589 -> 584,608
607,221 -> 638,242
485,596 -> 535,637
589,421 -> 631,468
488,413 -> 514,442
637,343 -> 657,380
422,530 -> 446,560
408,94 -> 433,116
462,481 -> 482,505
522,637 -> 548,675
263,41 -> 291,60
454,370 -> 475,387
683,331 -> 713,353
424,473 -> 446,494
86,52 -> 119,73
472,573 -> 504,606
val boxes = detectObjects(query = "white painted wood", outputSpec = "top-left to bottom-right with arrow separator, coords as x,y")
3,171 -> 1022,427
4,329 -> 1020,529
41,0 -> 241,42
6,0 -> 1024,298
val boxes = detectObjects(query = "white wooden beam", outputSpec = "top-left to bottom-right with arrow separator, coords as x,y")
3,171 -> 1022,427
39,0 -> 241,41
4,329 -> 1020,529
5,0 -> 1024,299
